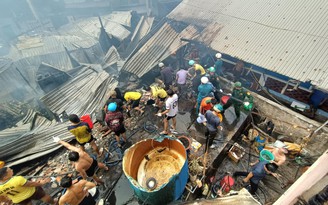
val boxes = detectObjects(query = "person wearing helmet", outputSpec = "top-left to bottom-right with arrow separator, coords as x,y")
68,114 -> 101,157
189,60 -> 206,77
103,102 -> 127,147
233,162 -> 278,195
214,52 -> 223,76
207,66 -> 221,91
158,62 -> 174,90
223,82 -> 253,119
203,104 -> 223,151
104,90 -> 123,113
196,76 -> 215,113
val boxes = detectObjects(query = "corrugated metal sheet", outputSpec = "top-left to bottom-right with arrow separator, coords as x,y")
59,16 -> 131,42
122,23 -> 199,77
1,66 -> 118,166
103,46 -> 121,67
168,0 -> 328,90
41,66 -> 117,116
102,11 -> 132,28
7,35 -> 103,71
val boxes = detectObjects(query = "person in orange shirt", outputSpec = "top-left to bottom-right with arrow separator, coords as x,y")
199,97 -> 217,115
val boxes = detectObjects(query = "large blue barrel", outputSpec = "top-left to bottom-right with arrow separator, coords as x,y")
122,136 -> 188,205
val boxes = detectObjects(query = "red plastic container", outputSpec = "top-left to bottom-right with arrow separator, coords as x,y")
80,114 -> 93,129
220,175 -> 234,193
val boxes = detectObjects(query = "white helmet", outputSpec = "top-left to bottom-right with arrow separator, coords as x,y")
158,62 -> 164,68
215,53 -> 222,59
201,76 -> 209,84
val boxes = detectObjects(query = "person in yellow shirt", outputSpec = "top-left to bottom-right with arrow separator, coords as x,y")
124,91 -> 144,115
145,85 -> 167,109
189,60 -> 206,77
0,167 -> 55,205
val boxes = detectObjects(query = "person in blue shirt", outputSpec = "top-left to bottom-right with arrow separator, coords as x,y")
196,76 -> 215,113
214,53 -> 223,76
233,162 -> 278,195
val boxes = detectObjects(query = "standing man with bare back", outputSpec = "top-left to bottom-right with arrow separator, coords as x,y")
53,137 -> 108,185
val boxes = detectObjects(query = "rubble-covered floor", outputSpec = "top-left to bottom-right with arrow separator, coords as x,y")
12,95 -> 313,205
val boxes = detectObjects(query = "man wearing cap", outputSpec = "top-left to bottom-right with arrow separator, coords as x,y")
68,114 -> 101,157
158,62 -> 174,90
203,104 -> 224,151
214,53 -> 223,76
104,90 -> 123,112
196,76 -> 215,113
189,60 -> 206,78
223,82 -> 253,119
103,102 -> 127,147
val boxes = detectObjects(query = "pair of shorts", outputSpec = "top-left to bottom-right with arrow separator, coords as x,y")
79,194 -> 96,205
77,135 -> 95,146
114,126 -> 126,136
17,187 -> 46,205
131,99 -> 140,108
166,114 -> 176,121
85,158 -> 98,177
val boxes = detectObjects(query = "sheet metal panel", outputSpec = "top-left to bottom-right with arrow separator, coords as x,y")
168,0 -> 328,90
122,23 -> 199,77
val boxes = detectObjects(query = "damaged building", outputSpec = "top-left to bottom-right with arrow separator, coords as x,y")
0,0 -> 328,205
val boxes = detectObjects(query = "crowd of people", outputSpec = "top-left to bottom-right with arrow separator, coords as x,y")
0,52 -> 264,204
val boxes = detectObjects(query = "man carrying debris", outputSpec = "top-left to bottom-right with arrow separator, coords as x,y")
157,89 -> 178,135
189,60 -> 206,77
123,91 -> 144,115
58,176 -> 96,205
223,82 -> 253,119
233,162 -> 278,195
53,138 -> 108,185
145,85 -> 167,109
102,102 -> 127,148
0,167 -> 56,205
203,104 -> 224,151
158,62 -> 174,90
68,114 -> 102,157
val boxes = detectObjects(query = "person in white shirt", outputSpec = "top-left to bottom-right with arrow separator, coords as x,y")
157,89 -> 178,135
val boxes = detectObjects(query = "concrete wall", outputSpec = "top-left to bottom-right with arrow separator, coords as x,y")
253,92 -> 328,155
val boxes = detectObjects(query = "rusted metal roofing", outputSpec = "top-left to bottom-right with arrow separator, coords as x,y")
168,0 -> 328,90
59,16 -> 131,42
122,22 -> 199,77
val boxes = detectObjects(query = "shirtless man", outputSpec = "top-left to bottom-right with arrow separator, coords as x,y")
251,147 -> 288,169
59,176 -> 96,205
53,137 -> 108,184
